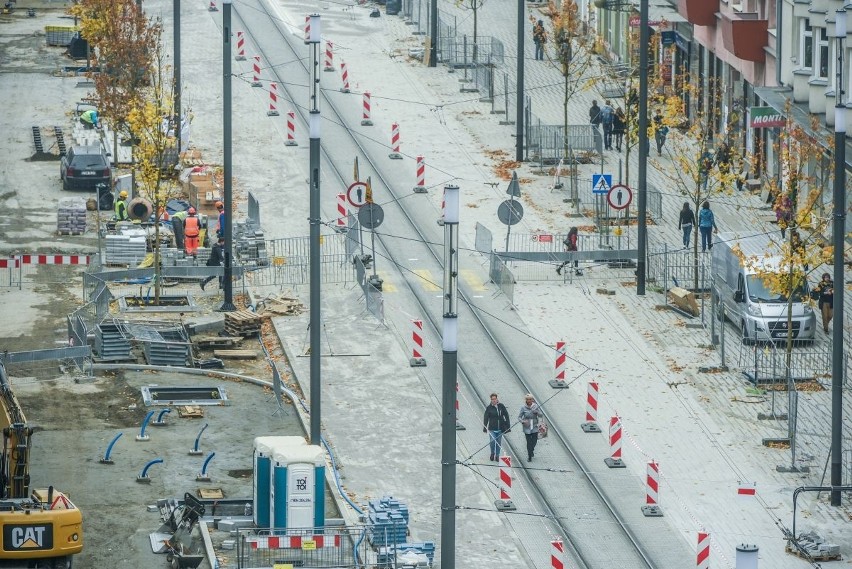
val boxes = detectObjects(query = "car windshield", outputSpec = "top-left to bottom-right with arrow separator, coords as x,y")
746,275 -> 808,303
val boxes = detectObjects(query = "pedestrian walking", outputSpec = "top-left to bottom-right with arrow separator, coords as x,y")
811,272 -> 834,333
698,201 -> 718,252
518,394 -> 541,462
589,100 -> 601,126
612,107 -> 626,151
533,20 -> 546,60
716,141 -> 732,175
482,393 -> 510,462
171,209 -> 187,250
200,237 -> 225,291
678,202 -> 695,249
774,194 -> 793,238
653,109 -> 667,155
184,206 -> 201,255
556,227 -> 581,276
601,100 -> 615,150
699,147 -> 715,191
114,190 -> 129,221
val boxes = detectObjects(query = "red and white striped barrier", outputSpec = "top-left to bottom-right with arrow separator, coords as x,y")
304,15 -> 310,44
235,31 -> 246,60
696,532 -> 710,569
737,481 -> 756,498
208,1 -> 218,11
324,41 -> 334,72
581,381 -> 601,432
604,416 -> 625,468
285,110 -> 298,146
455,382 -> 464,430
409,319 -> 426,367
413,155 -> 426,193
336,193 -> 348,230
267,83 -> 279,116
437,189 -> 446,226
494,455 -> 516,510
388,122 -> 402,159
0,258 -> 19,269
19,255 -> 90,265
339,61 -> 350,93
641,460 -> 663,516
549,341 -> 567,388
551,539 -> 564,569
252,55 -> 262,87
248,534 -> 341,549
361,91 -> 373,126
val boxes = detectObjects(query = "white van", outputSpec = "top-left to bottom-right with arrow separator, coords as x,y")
711,233 -> 816,344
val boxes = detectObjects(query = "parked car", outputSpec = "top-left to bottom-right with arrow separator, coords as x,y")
60,144 -> 111,191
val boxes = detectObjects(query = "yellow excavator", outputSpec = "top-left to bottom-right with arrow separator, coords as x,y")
0,361 -> 82,568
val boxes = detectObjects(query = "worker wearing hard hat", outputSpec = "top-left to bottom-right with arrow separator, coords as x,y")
80,109 -> 100,129
215,200 -> 225,239
170,209 -> 187,250
114,190 -> 129,221
184,207 -> 201,255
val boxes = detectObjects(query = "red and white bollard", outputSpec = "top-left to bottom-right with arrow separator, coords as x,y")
304,15 -> 310,44
437,189 -> 446,226
339,61 -> 351,93
208,1 -> 218,11
336,193 -> 348,231
641,460 -> 663,516
285,110 -> 298,146
413,155 -> 426,193
361,91 -> 373,126
549,341 -> 567,388
581,381 -> 601,432
324,41 -> 335,72
409,320 -> 426,367
252,55 -> 262,87
455,382 -> 465,430
267,83 -> 279,116
235,31 -> 246,60
388,122 -> 402,159
494,456 -> 516,511
550,539 -> 564,569
604,416 -> 625,468
696,532 -> 710,569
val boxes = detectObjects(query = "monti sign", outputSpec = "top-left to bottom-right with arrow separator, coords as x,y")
750,106 -> 785,128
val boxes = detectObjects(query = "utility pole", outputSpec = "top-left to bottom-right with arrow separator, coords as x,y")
307,14 -> 322,446
174,0 -> 181,155
429,0 -> 437,67
221,0 -> 235,311
636,0 -> 649,295
440,184 -> 460,569
515,0 -> 524,162
831,7 -> 846,507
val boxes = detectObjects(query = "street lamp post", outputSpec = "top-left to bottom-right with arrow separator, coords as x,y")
831,7 -> 846,507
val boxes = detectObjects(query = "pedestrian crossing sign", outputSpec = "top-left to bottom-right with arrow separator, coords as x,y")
592,173 -> 612,195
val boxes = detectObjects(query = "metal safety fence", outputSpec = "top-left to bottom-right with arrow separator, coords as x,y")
1,256 -> 92,290
738,346 -> 838,385
489,252 -> 515,305
355,256 -> 385,325
647,244 -> 710,293
244,232 -> 353,288
527,122 -> 602,164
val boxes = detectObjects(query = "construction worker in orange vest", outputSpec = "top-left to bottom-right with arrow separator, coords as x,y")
184,207 -> 201,255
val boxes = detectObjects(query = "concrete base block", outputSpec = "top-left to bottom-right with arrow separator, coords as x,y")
758,412 -> 788,421
641,505 -> 663,517
388,152 -> 403,160
251,82 -> 261,87
549,379 -> 569,389
413,186 -> 427,194
361,119 -> 373,126
409,357 -> 426,367
285,140 -> 298,147
236,56 -> 246,61
455,421 -> 465,431
604,457 -> 626,469
136,435 -> 150,442
99,459 -> 115,465
777,463 -> 810,473
196,474 -> 212,482
189,449 -> 204,456
494,499 -> 516,512
267,111 -> 280,117
136,476 -> 152,484
581,422 -> 601,433
436,218 -> 445,226
151,421 -> 168,427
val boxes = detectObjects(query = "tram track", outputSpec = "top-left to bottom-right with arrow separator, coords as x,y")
230,2 -> 681,567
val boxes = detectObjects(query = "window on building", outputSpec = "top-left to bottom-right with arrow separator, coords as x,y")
817,27 -> 829,78
801,19 -> 813,69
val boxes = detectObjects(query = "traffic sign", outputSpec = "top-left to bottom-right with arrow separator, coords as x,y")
347,181 -> 369,208
506,171 -> 521,197
592,174 -> 612,195
358,203 -> 384,229
607,184 -> 632,210
497,200 -> 524,226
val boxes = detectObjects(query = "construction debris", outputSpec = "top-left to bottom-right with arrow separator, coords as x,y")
786,533 -> 841,562
177,405 -> 205,418
260,294 -> 305,316
213,349 -> 258,360
224,309 -> 263,337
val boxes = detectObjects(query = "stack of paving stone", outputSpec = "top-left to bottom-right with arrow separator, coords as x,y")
377,542 -> 435,567
160,247 -> 210,267
367,496 -> 409,547
105,229 -> 147,266
233,220 -> 268,266
56,197 -> 87,235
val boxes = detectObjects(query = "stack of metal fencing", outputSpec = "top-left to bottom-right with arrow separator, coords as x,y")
94,320 -> 133,361
57,197 -> 87,235
130,323 -> 190,367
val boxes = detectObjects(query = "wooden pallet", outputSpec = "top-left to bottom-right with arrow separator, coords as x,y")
194,335 -> 241,349
213,349 -> 258,360
224,309 -> 262,337
785,542 -> 842,562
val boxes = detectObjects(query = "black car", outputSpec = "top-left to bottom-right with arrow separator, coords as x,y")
60,144 -> 111,191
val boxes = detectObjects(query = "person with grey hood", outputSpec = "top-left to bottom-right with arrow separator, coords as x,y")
518,394 -> 541,462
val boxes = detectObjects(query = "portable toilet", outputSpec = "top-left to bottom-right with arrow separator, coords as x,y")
253,436 -> 305,528
271,443 -> 326,530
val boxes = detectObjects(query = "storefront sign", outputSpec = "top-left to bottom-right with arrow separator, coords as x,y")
629,16 -> 667,27
660,31 -> 675,46
674,31 -> 689,52
749,106 -> 785,128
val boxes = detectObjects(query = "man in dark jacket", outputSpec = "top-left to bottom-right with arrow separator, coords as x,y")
483,393 -> 510,461
200,237 -> 225,291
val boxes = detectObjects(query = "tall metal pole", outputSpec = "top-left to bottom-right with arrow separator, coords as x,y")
308,15 -> 323,446
831,7 -> 846,507
429,0 -> 438,67
636,0 -> 649,295
441,184 -> 460,569
515,0 -> 524,162
174,0 -> 181,155
221,0 -> 235,311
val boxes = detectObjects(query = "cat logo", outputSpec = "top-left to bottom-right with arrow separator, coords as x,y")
3,524 -> 52,551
